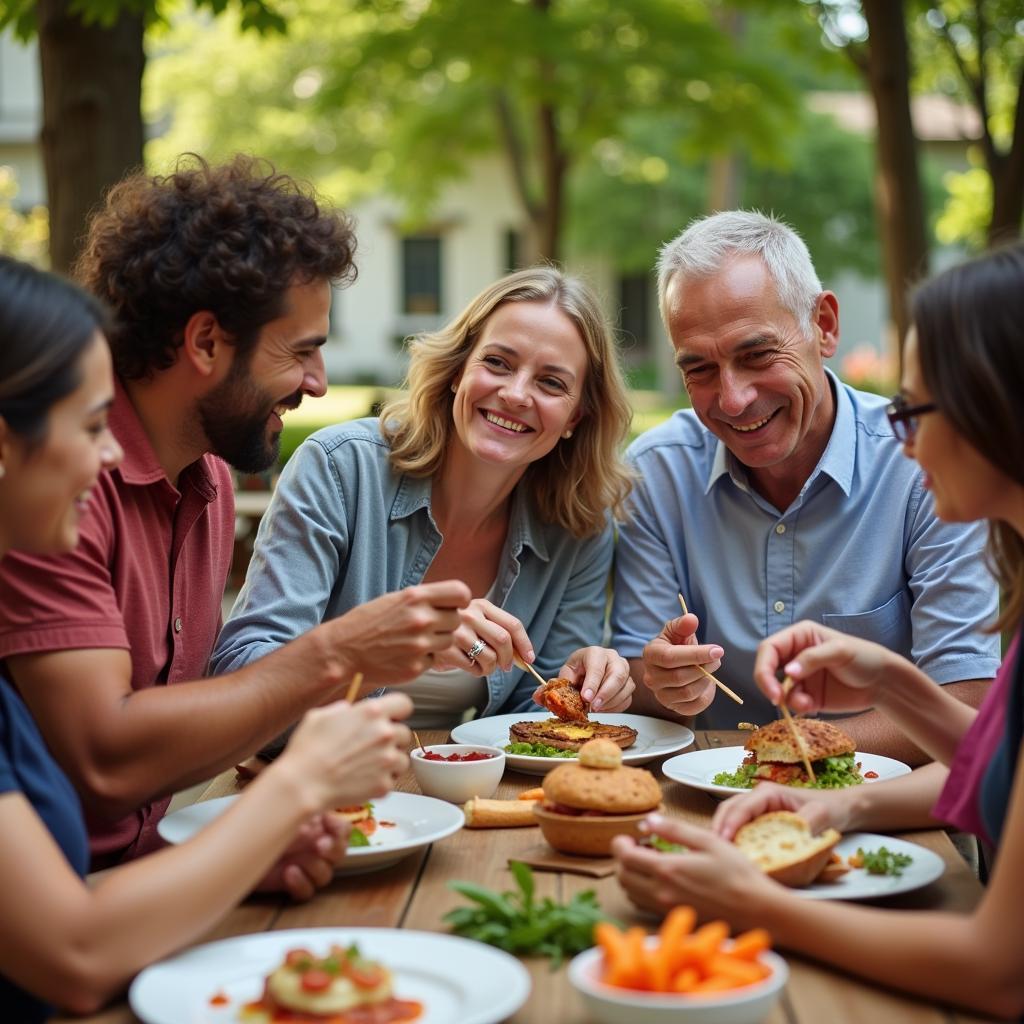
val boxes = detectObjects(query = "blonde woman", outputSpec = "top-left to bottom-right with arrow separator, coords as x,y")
214,268 -> 636,726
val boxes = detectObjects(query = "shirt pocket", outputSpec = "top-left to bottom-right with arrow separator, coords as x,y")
821,589 -> 911,653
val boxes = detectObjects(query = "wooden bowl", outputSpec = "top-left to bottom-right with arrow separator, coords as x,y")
533,803 -> 662,857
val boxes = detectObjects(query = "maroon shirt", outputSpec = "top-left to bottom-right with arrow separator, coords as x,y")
0,380 -> 235,864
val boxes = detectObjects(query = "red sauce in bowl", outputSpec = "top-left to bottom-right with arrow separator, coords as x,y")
421,751 -> 495,762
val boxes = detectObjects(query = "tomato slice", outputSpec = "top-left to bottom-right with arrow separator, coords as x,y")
285,948 -> 314,968
301,968 -> 334,993
347,964 -> 385,989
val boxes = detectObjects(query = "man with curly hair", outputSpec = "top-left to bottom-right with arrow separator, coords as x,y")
0,157 -> 470,892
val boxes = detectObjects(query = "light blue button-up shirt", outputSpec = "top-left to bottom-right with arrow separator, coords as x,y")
611,371 -> 1000,729
212,418 -> 614,717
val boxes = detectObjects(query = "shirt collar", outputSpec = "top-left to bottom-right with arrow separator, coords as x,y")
704,368 -> 854,498
109,377 -> 220,500
390,471 -> 550,560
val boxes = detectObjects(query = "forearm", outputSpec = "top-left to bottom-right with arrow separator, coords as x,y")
840,761 -> 950,832
2,765 -> 319,1014
753,889 -> 1018,1019
30,633 -> 346,814
873,678 -> 985,766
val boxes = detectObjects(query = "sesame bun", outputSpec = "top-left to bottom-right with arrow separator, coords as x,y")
745,718 -> 853,764
542,742 -> 661,815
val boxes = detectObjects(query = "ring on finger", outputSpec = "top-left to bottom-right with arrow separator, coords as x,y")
465,638 -> 488,662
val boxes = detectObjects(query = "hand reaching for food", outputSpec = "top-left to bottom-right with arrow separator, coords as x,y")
531,646 -> 634,713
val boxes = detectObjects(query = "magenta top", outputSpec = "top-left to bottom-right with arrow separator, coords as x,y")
932,634 -> 1017,849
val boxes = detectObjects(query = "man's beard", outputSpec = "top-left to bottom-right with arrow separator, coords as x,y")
197,361 -> 302,473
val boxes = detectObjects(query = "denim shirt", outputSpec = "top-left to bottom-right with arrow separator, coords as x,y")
612,370 -> 1000,729
212,418 -> 613,716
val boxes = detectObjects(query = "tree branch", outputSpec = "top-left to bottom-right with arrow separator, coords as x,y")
493,89 -> 539,221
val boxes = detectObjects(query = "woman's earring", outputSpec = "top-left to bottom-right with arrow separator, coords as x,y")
563,429 -> 573,439
451,382 -> 457,393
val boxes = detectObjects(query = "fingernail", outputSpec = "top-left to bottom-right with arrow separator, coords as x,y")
582,689 -> 594,701
709,647 -> 724,659
785,661 -> 800,675
527,649 -> 535,661
591,698 -> 602,710
646,812 -> 664,828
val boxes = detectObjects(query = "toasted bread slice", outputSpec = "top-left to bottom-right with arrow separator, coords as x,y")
537,678 -> 589,723
745,718 -> 854,764
508,719 -> 637,751
733,811 -> 841,887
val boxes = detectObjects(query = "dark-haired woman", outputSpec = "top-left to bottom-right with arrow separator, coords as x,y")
613,244 -> 1024,1019
0,256 -> 412,1022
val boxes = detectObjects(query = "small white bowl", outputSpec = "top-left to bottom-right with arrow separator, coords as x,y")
568,942 -> 788,1024
410,744 -> 506,803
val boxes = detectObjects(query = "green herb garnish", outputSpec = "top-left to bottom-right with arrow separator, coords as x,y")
348,829 -> 370,848
444,861 -> 610,967
857,846 -> 914,876
504,742 -> 577,759
644,835 -> 687,853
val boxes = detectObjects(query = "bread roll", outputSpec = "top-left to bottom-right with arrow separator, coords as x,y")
463,797 -> 539,828
733,811 -> 841,887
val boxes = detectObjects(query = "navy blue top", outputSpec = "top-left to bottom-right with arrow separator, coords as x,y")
979,641 -> 1024,850
0,675 -> 89,1022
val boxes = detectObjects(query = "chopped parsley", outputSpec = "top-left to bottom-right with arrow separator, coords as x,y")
857,846 -> 914,876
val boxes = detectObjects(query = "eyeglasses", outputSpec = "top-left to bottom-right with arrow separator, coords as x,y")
886,394 -> 937,442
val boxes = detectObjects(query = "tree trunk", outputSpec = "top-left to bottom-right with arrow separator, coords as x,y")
861,0 -> 929,355
986,68 -> 1024,247
37,0 -> 145,273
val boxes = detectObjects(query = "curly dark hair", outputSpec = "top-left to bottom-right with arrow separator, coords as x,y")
74,154 -> 357,380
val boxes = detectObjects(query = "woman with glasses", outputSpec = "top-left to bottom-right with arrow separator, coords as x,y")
0,257 -> 412,1022
614,243 -> 1024,1018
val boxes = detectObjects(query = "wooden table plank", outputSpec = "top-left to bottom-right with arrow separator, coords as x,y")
58,728 -> 990,1024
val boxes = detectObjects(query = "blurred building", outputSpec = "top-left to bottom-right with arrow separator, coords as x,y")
0,30 -> 978,393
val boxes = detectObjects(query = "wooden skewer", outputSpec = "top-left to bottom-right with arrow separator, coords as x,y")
676,594 -> 744,705
344,671 -> 364,704
780,676 -> 815,783
413,730 -> 427,755
514,654 -> 548,688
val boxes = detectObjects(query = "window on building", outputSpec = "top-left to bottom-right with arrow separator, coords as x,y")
402,235 -> 442,314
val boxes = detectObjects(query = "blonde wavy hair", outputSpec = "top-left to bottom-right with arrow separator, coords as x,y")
380,267 -> 634,538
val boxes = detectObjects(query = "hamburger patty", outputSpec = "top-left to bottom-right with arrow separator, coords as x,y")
509,718 -> 638,751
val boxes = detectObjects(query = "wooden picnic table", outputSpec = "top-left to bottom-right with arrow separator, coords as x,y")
63,730 -> 994,1024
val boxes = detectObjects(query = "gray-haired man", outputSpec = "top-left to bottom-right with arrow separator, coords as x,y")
611,211 -> 998,763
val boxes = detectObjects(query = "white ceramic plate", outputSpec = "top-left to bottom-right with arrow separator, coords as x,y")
157,791 -> 463,875
796,833 -> 945,900
452,712 -> 694,776
129,927 -> 531,1024
660,746 -> 911,797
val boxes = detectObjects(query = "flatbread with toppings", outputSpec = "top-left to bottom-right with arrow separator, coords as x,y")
508,718 -> 637,752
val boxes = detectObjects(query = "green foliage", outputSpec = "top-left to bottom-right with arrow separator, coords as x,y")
0,167 -> 49,267
444,861 -> 611,967
0,0 -> 286,40
146,0 -> 799,226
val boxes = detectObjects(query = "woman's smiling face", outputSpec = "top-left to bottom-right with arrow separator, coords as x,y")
450,299 -> 587,475
0,332 -> 122,554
